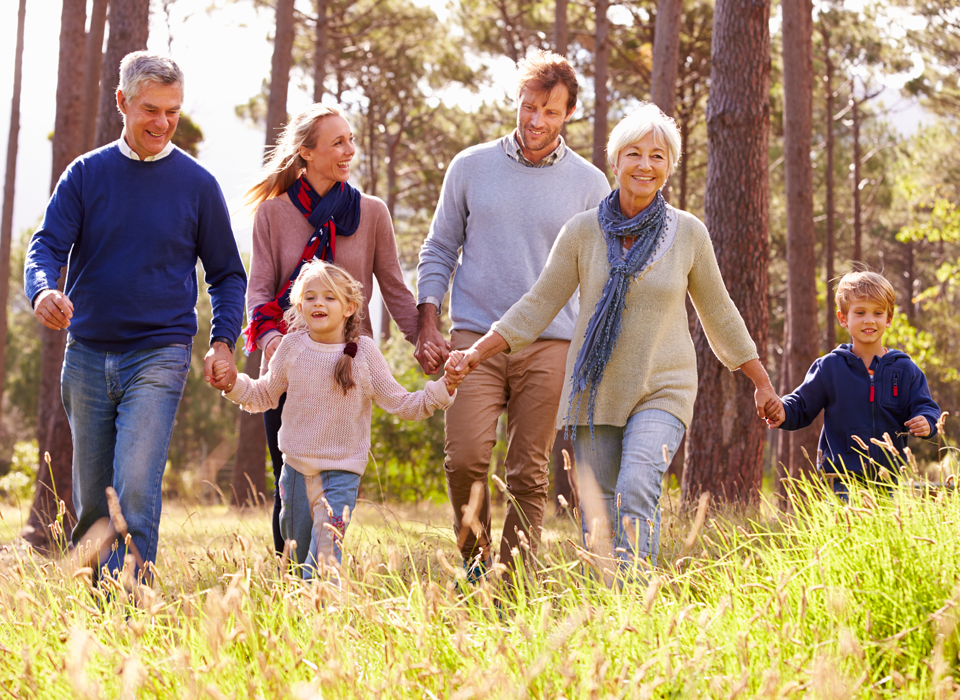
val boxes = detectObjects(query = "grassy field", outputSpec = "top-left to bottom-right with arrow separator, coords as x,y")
2,476 -> 960,699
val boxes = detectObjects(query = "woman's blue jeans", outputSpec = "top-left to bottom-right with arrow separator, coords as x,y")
574,409 -> 685,570
61,336 -> 191,577
278,465 -> 360,577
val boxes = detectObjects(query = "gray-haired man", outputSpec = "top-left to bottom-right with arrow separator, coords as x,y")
25,51 -> 246,576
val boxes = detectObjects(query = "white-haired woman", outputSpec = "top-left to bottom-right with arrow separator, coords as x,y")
446,102 -> 780,573
244,103 -> 424,558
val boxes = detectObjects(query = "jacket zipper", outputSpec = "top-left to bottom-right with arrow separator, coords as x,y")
893,373 -> 899,398
870,373 -> 876,463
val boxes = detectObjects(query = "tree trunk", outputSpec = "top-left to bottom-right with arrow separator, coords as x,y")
776,0 -> 820,501
851,80 -> 862,264
592,0 -> 609,173
682,0 -> 770,505
822,21 -> 836,351
0,0 -> 27,424
266,0 -> 296,147
554,0 -> 569,57
651,0 -> 682,202
22,0 -> 89,551
314,0 -> 328,102
231,350 -> 266,507
82,0 -> 108,153
94,0 -> 150,149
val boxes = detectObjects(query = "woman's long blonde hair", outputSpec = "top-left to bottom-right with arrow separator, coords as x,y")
245,103 -> 345,210
283,261 -> 365,394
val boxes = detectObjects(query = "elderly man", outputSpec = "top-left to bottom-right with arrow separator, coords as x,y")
24,52 -> 246,577
416,50 -> 610,576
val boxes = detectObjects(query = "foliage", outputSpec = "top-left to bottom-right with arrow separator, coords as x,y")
5,474 -> 960,695
0,440 -> 38,502
364,335 -> 447,503
171,112 -> 204,157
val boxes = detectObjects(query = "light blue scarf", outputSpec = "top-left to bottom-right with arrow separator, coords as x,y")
566,189 -> 668,439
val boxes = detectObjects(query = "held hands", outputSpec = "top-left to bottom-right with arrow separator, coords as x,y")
414,304 -> 451,375
755,383 -> 785,429
34,289 -> 74,331
905,415 -> 931,438
204,342 -> 237,392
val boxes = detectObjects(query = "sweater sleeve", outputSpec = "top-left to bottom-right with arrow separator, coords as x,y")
686,222 -> 759,370
780,359 -> 828,432
492,220 -> 581,353
361,338 -> 453,419
905,363 -> 942,438
368,199 -> 420,345
416,156 -> 467,306
247,202 -> 284,350
223,334 -> 292,412
24,160 -> 84,305
196,176 -> 247,345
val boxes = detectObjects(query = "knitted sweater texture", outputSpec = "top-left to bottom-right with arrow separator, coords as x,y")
248,194 -> 419,374
492,206 -> 759,430
24,143 -> 246,352
224,333 -> 453,476
417,139 -> 610,339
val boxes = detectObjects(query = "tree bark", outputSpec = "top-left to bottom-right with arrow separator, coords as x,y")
554,0 -> 569,57
592,0 -> 609,173
266,0 -> 296,148
822,20 -> 836,351
22,0 -> 88,550
851,80 -> 862,264
94,0 -> 150,149
314,0 -> 328,102
82,0 -> 108,153
682,0 -> 770,505
0,0 -> 27,423
651,0 -> 682,202
231,350 -> 266,507
776,0 -> 820,500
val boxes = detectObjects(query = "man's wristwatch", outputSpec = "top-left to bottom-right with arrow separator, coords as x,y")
211,336 -> 235,353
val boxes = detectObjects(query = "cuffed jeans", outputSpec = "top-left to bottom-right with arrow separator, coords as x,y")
61,336 -> 191,576
574,409 -> 685,569
278,464 -> 360,576
444,329 -> 569,570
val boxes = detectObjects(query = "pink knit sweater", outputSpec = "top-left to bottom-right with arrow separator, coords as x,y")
224,333 -> 453,476
247,194 -> 419,373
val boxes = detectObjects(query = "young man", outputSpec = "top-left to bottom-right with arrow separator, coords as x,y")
770,270 -> 941,495
25,52 -> 246,576
416,50 -> 610,575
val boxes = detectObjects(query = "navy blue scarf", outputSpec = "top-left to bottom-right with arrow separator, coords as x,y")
566,190 -> 668,438
287,177 -> 362,261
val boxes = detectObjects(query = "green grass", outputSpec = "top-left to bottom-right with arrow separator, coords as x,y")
2,478 -> 960,698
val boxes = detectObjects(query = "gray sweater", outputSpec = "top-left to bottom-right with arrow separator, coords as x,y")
417,137 -> 610,339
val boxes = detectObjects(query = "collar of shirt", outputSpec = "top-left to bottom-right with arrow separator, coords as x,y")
502,131 -> 566,168
117,132 -> 175,162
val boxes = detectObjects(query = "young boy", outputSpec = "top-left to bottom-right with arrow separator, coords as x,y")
769,270 -> 941,493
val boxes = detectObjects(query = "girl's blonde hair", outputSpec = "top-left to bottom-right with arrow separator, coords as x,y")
244,103 -> 345,210
283,261 -> 365,394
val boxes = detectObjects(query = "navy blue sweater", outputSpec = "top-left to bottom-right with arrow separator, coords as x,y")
780,344 -> 941,475
24,143 -> 246,352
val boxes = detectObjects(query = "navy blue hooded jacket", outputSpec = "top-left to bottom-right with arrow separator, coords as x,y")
780,344 -> 941,475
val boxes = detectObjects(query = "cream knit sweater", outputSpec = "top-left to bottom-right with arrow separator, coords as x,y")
492,206 -> 758,430
224,333 -> 453,476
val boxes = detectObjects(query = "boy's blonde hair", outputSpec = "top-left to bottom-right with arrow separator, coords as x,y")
283,261 -> 365,394
835,270 -> 896,317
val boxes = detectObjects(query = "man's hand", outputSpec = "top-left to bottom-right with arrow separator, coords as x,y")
414,303 -> 451,374
905,415 -> 931,438
34,289 -> 74,331
205,341 -> 237,391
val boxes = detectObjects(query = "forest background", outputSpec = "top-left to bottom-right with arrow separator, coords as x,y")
0,0 -> 958,550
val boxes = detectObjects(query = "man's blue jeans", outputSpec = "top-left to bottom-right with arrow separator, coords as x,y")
574,409 -> 685,569
278,464 -> 360,577
61,336 -> 191,576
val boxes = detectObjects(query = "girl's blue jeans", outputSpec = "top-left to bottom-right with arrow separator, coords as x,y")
574,409 -> 685,570
278,464 -> 360,577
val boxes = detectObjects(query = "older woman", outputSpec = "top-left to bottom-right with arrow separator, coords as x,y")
243,103 -> 425,559
447,103 -> 779,571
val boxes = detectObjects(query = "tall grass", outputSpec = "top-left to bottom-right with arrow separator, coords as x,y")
2,477 -> 960,698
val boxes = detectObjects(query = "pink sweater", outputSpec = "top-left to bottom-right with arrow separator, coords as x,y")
224,333 -> 454,476
247,194 -> 419,373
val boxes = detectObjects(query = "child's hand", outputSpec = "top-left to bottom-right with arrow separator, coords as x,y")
905,415 -> 930,438
212,360 -> 231,385
443,351 -> 466,395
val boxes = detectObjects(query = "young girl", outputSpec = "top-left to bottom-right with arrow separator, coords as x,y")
215,261 -> 458,577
